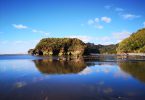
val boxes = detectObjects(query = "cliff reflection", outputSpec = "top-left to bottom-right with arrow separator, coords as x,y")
33,58 -> 87,74
119,61 -> 145,83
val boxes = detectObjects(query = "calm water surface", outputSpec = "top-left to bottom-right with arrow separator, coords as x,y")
0,55 -> 145,100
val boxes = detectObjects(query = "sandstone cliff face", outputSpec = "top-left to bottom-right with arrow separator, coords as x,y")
28,38 -> 86,56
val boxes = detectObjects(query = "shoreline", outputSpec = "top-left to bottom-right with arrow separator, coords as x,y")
0,53 -> 145,56
0,54 -> 145,61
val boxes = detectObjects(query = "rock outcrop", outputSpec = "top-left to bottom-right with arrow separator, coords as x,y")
28,38 -> 86,56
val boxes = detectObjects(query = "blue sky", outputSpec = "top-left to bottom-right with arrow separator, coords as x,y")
0,0 -> 145,54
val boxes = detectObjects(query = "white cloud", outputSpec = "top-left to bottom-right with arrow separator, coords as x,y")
66,35 -> 92,43
95,24 -> 103,29
12,24 -> 28,29
12,24 -> 49,36
143,22 -> 145,27
122,14 -> 141,19
32,29 -> 49,36
112,31 -> 131,42
95,18 -> 99,22
88,18 -> 103,29
88,19 -> 94,25
87,17 -> 111,29
104,5 -> 112,9
64,30 -> 131,45
101,17 -> 111,23
115,8 -> 124,12
95,36 -> 112,44
66,35 -> 112,44
100,36 -> 111,41
32,29 -> 38,33
32,29 -> 43,33
94,30 -> 131,44
44,32 -> 49,35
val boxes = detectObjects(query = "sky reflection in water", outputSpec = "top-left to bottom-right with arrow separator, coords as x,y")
0,55 -> 145,100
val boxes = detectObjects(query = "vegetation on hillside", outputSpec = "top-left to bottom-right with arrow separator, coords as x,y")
84,43 -> 118,54
98,44 -> 118,54
117,28 -> 145,53
29,38 -> 86,56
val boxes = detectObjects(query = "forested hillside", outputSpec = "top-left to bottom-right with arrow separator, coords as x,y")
117,28 -> 145,53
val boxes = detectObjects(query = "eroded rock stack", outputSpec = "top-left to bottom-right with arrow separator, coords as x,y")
28,38 -> 86,56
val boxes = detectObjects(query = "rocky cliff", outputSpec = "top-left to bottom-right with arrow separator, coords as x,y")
28,38 -> 86,56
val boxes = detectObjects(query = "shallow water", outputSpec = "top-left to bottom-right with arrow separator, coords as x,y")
0,55 -> 145,100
